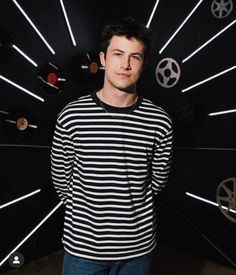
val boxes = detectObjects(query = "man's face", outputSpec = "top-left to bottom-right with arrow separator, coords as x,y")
100,35 -> 145,92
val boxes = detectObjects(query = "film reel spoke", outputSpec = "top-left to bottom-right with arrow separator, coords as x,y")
218,196 -> 231,202
222,184 -> 233,196
216,177 -> 236,223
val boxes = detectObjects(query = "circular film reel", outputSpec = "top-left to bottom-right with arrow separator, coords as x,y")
211,0 -> 233,19
38,62 -> 66,95
216,177 -> 236,223
174,101 -> 194,124
155,58 -> 181,88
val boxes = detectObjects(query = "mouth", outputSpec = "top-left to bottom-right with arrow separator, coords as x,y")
116,73 -> 131,78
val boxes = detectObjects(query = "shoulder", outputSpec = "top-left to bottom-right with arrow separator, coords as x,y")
57,93 -> 95,123
62,93 -> 93,111
140,97 -> 173,127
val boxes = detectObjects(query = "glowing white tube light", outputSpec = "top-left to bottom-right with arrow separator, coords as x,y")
186,192 -> 236,214
59,0 -> 76,46
0,111 -> 9,115
12,0 -> 55,55
0,74 -> 44,102
81,65 -> 89,69
12,44 -> 38,67
0,189 -> 41,210
49,62 -> 58,70
182,19 -> 236,63
208,109 -> 236,116
0,201 -> 63,267
159,0 -> 203,54
86,53 -> 91,61
37,76 -> 59,90
146,0 -> 160,28
182,65 -> 236,92
28,124 -> 37,129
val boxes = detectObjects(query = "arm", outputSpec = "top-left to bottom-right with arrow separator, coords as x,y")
51,120 -> 75,204
151,126 -> 173,195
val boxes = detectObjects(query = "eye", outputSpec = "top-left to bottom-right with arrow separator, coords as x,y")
132,55 -> 141,61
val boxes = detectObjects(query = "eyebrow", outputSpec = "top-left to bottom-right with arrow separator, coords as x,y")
112,49 -> 143,57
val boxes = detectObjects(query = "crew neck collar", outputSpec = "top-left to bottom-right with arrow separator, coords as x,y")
92,91 -> 142,114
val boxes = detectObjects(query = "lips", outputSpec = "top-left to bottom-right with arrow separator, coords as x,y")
116,73 -> 131,78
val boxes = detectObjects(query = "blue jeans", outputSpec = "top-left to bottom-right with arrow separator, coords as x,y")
62,251 -> 153,275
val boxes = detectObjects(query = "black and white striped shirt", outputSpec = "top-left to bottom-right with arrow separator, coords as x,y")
51,91 -> 173,260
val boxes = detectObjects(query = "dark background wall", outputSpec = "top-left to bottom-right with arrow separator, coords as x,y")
0,0 -> 235,272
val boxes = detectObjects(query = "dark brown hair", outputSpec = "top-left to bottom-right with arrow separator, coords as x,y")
100,16 -> 153,62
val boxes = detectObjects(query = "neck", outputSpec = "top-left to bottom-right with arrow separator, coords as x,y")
97,88 -> 138,108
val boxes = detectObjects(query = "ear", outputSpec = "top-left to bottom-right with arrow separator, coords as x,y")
99,51 -> 106,67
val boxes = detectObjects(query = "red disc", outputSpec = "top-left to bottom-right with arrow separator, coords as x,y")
47,72 -> 57,85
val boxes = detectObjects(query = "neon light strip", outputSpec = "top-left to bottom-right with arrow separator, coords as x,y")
208,109 -> 236,116
182,19 -> 236,63
49,62 -> 58,70
0,189 -> 41,210
37,76 -> 59,89
159,0 -> 203,54
12,0 -> 55,55
12,44 -> 38,67
146,0 -> 160,28
28,124 -> 38,129
0,201 -> 63,266
59,0 -> 76,46
5,119 -> 19,124
0,74 -> 44,102
182,65 -> 236,92
0,111 -> 9,115
86,53 -> 91,61
186,192 -> 236,213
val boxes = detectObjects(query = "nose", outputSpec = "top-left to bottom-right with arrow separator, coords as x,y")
120,55 -> 131,70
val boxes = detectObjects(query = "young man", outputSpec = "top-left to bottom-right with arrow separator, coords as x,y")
51,17 -> 173,275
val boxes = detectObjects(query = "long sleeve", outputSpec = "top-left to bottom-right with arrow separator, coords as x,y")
151,126 -> 173,195
49,93 -> 174,260
51,120 -> 75,204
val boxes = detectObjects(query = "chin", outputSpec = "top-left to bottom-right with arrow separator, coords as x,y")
115,85 -> 136,94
